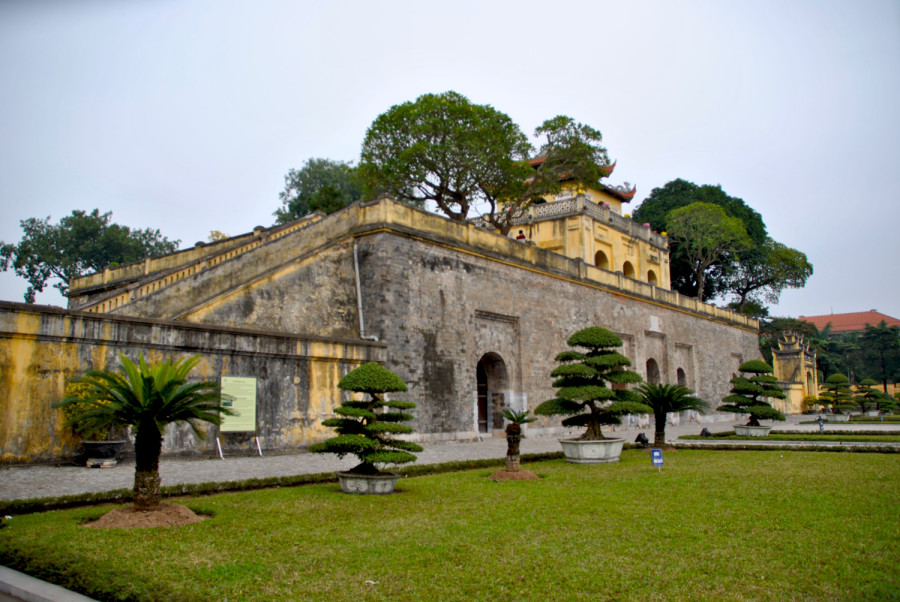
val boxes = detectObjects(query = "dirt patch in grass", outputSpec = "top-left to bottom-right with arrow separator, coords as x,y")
84,503 -> 206,529
489,469 -> 539,481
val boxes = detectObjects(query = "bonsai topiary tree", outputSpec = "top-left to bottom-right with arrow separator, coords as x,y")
717,360 -> 786,426
309,362 -> 423,475
854,379 -> 882,414
818,373 -> 855,415
54,353 -> 232,510
854,379 -> 896,415
534,327 -> 649,440
636,383 -> 708,447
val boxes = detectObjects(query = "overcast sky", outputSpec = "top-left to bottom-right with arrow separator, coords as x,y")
1,0 -> 898,321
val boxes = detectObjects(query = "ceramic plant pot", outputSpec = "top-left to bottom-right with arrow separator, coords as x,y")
558,438 -> 624,464
336,471 -> 400,494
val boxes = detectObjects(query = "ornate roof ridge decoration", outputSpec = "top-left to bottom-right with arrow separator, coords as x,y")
773,331 -> 816,359
527,156 -> 617,175
524,157 -> 635,202
598,181 -> 637,202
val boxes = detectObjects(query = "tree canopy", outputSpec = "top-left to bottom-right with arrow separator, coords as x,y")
1,209 -> 179,302
478,116 -> 612,234
359,91 -> 530,221
274,158 -> 362,223
726,238 -> 814,313
665,202 -> 752,301
632,178 -> 811,310
860,321 -> 900,392
358,91 -> 613,231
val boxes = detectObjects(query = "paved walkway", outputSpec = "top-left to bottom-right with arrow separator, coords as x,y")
2,415 -> 896,503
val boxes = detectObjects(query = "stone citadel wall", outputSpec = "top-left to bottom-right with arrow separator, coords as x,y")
356,229 -> 759,438
4,199 -> 760,462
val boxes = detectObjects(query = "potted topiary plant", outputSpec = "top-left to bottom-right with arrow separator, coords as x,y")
309,362 -> 423,494
534,327 -> 649,463
717,360 -> 786,436
60,378 -> 129,467
819,374 -> 854,422
872,391 -> 897,416
854,379 -> 886,417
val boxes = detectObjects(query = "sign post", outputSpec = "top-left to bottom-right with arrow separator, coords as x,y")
650,448 -> 664,473
219,376 -> 261,458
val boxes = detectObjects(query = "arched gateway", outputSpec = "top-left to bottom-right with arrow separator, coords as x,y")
476,353 -> 509,433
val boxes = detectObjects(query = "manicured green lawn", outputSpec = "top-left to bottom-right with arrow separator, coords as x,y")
1,450 -> 898,601
682,432 -> 900,443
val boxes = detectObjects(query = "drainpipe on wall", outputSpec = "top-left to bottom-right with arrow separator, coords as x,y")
353,241 -> 379,342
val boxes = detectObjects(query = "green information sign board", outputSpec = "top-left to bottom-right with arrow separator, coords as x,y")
220,376 -> 258,433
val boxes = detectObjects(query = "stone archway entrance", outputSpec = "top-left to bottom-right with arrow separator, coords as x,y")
646,358 -> 661,384
476,353 -> 509,433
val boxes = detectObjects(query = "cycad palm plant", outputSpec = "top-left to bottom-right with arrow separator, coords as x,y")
501,408 -> 535,472
636,383 -> 707,446
55,354 -> 232,510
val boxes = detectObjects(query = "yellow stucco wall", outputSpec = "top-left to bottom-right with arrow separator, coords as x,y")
511,193 -> 671,290
0,303 -> 384,464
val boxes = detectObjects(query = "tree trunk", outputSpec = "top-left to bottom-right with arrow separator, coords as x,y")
654,409 -> 666,446
505,423 -> 521,472
133,421 -> 163,510
578,420 -> 605,441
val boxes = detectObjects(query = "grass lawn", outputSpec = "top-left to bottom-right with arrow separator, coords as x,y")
800,416 -> 900,424
1,450 -> 898,601
681,432 -> 900,443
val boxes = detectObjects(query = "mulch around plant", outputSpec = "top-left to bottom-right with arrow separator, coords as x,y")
84,503 -> 206,529
489,469 -> 539,481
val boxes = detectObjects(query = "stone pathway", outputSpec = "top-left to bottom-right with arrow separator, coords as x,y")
3,415 -> 896,503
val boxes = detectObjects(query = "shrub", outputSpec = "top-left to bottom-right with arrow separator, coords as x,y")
309,362 -> 423,474
819,374 -> 855,415
718,360 -> 786,425
534,327 -> 649,440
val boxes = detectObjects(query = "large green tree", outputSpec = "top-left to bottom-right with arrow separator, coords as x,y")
665,202 -> 752,301
633,179 -> 767,301
859,321 -> 900,392
1,209 -> 179,302
359,92 -> 618,234
359,91 -> 531,222
478,116 -> 612,235
274,158 -> 362,223
726,238 -> 813,313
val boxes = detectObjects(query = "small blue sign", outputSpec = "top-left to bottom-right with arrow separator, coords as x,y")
651,448 -> 664,466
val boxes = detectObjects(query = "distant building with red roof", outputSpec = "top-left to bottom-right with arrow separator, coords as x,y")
798,310 -> 900,336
